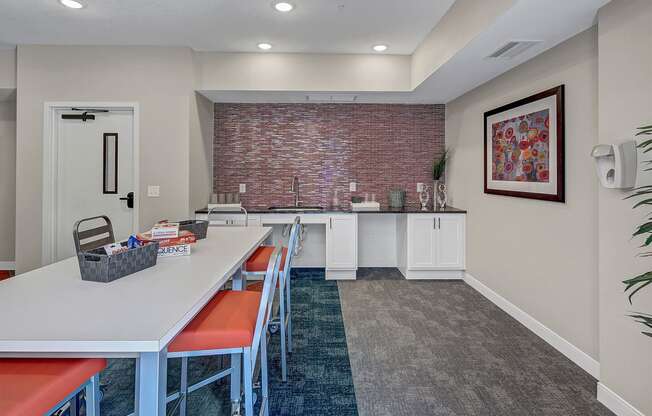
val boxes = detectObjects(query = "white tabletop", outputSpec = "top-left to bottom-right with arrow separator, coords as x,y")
0,227 -> 271,355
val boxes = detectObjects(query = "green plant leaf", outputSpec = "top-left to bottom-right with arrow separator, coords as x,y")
623,272 -> 652,303
637,124 -> 652,130
632,199 -> 652,209
633,222 -> 652,237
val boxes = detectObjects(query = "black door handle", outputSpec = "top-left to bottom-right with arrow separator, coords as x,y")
119,192 -> 134,209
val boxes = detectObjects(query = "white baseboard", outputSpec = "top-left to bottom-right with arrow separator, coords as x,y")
597,382 -> 645,416
0,261 -> 15,270
402,269 -> 465,280
325,269 -> 357,280
464,272 -> 600,379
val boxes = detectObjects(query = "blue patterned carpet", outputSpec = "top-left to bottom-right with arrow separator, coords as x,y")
97,269 -> 358,416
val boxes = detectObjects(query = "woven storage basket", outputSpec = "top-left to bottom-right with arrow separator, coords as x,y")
179,220 -> 209,240
77,241 -> 159,283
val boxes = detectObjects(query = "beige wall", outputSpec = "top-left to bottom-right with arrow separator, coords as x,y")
15,45 -> 196,273
198,52 -> 411,92
411,0 -> 514,88
0,100 -> 16,263
188,90 -> 213,213
597,1 -> 652,414
0,49 -> 16,89
447,27 -> 600,360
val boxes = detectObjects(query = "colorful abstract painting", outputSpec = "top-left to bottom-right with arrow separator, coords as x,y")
484,85 -> 564,202
491,109 -> 550,183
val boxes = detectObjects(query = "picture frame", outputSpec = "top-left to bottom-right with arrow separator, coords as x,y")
484,85 -> 565,202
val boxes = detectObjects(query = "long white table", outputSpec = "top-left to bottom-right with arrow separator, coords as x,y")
0,226 -> 272,415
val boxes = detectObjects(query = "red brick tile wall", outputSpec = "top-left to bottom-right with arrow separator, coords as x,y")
214,103 -> 445,210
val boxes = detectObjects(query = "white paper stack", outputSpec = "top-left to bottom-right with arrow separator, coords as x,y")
351,201 -> 381,211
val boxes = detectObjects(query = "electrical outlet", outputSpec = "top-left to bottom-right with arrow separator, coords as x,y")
417,183 -> 424,192
349,182 -> 357,192
239,183 -> 246,193
147,185 -> 160,197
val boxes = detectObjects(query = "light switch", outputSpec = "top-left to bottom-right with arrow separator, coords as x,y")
417,183 -> 424,192
147,185 -> 160,197
239,183 -> 247,193
349,182 -> 357,192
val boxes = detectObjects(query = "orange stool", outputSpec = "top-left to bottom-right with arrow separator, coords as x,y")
0,358 -> 106,416
244,217 -> 301,382
167,247 -> 283,416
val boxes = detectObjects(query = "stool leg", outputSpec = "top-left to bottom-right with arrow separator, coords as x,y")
85,374 -> 101,416
243,348 -> 254,416
179,356 -> 188,416
279,272 -> 288,382
231,352 -> 242,411
260,330 -> 270,416
286,270 -> 293,353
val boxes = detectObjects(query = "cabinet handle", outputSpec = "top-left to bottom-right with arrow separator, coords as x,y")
434,218 -> 436,229
329,218 -> 333,229
438,218 -> 441,229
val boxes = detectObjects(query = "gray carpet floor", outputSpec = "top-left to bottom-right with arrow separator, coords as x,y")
338,268 -> 614,416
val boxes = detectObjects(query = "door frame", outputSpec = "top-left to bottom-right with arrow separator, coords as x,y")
42,101 -> 140,265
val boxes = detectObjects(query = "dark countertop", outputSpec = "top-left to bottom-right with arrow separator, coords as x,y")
195,206 -> 466,214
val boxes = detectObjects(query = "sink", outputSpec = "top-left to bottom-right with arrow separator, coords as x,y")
268,206 -> 324,213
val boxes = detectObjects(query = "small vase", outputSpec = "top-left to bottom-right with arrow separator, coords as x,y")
433,180 -> 440,211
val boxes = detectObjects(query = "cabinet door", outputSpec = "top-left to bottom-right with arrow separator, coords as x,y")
434,215 -> 465,269
326,215 -> 357,269
407,215 -> 437,269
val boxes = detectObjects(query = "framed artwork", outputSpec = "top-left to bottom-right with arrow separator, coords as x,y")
484,85 -> 565,202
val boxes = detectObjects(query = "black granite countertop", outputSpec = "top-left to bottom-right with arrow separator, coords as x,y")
195,206 -> 466,214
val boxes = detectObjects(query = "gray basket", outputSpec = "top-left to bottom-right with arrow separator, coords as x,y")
179,220 -> 209,240
388,189 -> 406,209
77,241 -> 159,283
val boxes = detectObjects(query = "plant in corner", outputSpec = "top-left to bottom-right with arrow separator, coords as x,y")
433,148 -> 449,182
623,123 -> 652,338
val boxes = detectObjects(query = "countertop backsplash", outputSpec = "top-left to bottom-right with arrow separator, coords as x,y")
213,103 -> 445,210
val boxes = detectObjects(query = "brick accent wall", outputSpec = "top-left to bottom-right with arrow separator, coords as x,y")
214,103 -> 445,210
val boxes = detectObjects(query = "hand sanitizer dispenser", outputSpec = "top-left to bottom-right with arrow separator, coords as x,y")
591,141 -> 637,189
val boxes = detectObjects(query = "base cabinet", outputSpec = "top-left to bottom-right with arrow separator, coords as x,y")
402,214 -> 465,279
325,214 -> 357,279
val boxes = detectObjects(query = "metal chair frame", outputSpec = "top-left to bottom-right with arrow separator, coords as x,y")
45,373 -> 101,416
167,247 -> 283,416
242,216 -> 300,382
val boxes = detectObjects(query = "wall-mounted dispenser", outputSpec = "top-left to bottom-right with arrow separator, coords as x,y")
591,141 -> 637,189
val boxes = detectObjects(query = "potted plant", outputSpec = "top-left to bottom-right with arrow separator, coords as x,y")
624,123 -> 652,338
433,149 -> 449,209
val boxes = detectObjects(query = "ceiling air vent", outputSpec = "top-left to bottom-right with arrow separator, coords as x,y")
487,40 -> 541,59
306,94 -> 357,102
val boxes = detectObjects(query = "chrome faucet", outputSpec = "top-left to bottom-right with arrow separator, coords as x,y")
290,176 -> 302,207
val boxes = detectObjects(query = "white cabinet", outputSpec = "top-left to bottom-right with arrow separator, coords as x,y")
403,214 -> 465,279
325,214 -> 357,278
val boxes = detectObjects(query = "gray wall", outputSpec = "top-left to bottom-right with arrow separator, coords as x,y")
598,1 -> 652,414
15,46 -> 199,273
0,99 -> 16,263
447,27 -> 600,360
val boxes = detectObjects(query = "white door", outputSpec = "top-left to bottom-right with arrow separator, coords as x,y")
434,214 -> 466,269
325,215 -> 357,269
407,214 -> 437,269
54,109 -> 135,261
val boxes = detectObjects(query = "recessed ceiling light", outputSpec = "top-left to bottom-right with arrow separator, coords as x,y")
257,43 -> 273,50
372,44 -> 388,52
59,0 -> 84,9
273,2 -> 294,12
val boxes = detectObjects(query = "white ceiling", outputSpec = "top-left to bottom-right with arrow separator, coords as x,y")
203,0 -> 609,104
0,0 -> 454,54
